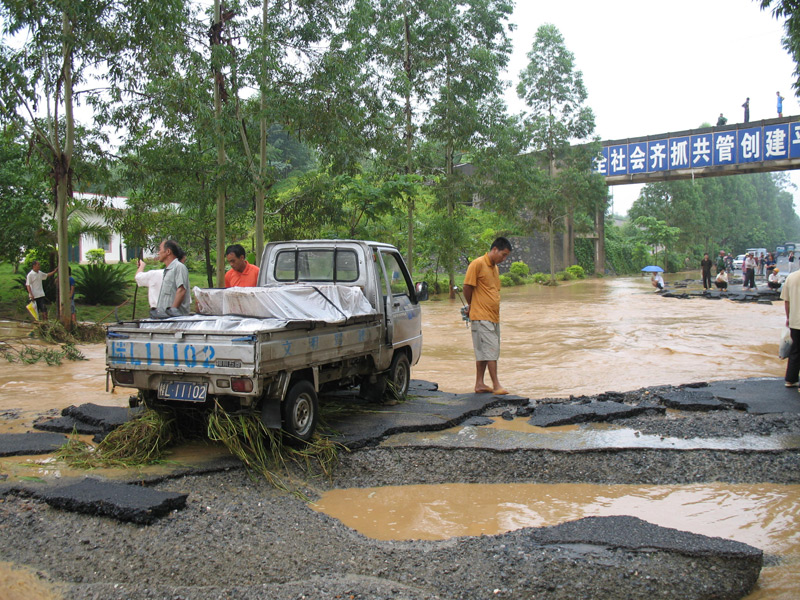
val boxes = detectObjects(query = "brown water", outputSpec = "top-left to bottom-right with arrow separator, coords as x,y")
312,483 -> 800,599
414,276 -> 784,397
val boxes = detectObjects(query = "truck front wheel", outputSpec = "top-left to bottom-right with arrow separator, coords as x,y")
387,352 -> 410,400
282,380 -> 318,443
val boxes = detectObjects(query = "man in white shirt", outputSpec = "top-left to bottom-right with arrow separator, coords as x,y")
25,260 -> 58,320
650,272 -> 664,291
135,260 -> 165,309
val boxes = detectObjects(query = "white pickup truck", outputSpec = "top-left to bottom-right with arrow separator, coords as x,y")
106,240 -> 425,441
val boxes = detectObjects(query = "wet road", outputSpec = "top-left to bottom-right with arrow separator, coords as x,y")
413,273 -> 784,398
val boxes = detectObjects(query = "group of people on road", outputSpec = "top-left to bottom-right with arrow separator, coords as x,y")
673,249 -> 785,295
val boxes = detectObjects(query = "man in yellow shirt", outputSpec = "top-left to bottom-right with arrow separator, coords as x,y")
463,237 -> 512,395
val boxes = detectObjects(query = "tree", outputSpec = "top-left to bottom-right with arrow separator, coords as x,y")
420,0 -> 514,297
0,0 -> 187,327
517,23 -> 596,269
633,216 -> 680,269
0,127 -> 49,267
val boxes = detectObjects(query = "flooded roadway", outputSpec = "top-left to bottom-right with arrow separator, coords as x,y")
0,273 -> 796,598
413,274 -> 784,397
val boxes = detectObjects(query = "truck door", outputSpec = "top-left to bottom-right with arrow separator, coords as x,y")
376,250 -> 421,348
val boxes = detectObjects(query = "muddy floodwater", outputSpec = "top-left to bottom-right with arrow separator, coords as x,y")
0,274 -> 796,599
413,274 -> 784,397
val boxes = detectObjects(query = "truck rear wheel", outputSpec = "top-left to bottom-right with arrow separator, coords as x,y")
282,380 -> 318,444
386,352 -> 410,400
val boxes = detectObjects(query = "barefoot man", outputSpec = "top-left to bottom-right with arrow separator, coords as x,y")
463,237 -> 512,395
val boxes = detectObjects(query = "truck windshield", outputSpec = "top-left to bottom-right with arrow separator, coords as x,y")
274,249 -> 359,283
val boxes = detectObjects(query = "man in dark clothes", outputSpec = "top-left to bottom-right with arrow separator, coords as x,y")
700,253 -> 713,291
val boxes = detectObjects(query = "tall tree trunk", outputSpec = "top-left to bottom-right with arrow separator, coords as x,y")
594,199 -> 605,276
403,5 -> 414,272
447,140 -> 456,300
204,236 -> 213,287
213,0 -> 226,286
57,9 -> 74,328
548,218 -> 557,285
254,0 -> 268,266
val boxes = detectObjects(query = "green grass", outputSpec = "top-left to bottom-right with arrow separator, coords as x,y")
0,261 -> 210,324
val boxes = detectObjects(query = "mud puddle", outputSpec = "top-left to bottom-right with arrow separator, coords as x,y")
381,417 -> 800,451
313,482 -> 800,600
0,561 -> 62,600
0,438 -> 232,484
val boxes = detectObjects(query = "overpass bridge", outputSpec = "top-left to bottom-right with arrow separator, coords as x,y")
594,115 -> 800,185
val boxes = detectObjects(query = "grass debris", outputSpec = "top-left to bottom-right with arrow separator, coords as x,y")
56,409 -> 176,468
35,320 -> 106,344
207,401 -> 342,498
1,340 -> 85,365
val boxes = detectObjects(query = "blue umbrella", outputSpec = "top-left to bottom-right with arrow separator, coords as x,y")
641,265 -> 664,273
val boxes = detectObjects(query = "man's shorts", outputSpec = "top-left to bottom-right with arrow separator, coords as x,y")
471,320 -> 500,361
33,296 -> 47,315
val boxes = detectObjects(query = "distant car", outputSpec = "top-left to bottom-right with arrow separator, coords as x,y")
733,254 -> 746,270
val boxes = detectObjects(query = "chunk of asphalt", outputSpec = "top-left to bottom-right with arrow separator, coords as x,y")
528,401 -> 661,427
655,389 -> 729,411
38,478 -> 187,524
461,416 -> 495,427
532,515 -> 762,559
0,432 -> 67,456
33,415 -> 104,435
62,403 -> 143,431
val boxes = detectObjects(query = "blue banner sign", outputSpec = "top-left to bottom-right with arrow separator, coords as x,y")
595,121 -> 798,176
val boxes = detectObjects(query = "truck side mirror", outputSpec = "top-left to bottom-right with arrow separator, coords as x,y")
415,281 -> 428,302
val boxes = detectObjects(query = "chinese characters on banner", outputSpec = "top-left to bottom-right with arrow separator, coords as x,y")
594,122 -> 800,177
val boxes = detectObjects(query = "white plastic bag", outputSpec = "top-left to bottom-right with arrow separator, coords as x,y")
779,327 -> 792,359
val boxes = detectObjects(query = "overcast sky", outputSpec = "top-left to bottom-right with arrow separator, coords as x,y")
502,0 -> 798,216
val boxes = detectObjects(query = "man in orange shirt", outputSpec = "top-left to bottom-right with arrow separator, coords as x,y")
224,244 -> 260,287
463,237 -> 512,395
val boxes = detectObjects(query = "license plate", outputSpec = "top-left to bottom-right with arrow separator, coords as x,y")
157,381 -> 208,402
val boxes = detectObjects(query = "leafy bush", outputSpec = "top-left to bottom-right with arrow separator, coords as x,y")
74,263 -> 131,305
499,274 -> 514,287
86,249 -> 106,265
531,272 -> 549,284
566,265 -> 585,279
508,261 -> 530,278
556,270 -> 575,281
575,238 -> 594,275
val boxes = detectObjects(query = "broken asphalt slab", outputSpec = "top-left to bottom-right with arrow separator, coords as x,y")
533,515 -> 762,559
33,403 -> 143,434
528,401 -> 662,427
33,478 -> 188,524
699,378 -> 800,414
322,380 -> 529,448
0,432 -> 67,456
654,388 -> 731,411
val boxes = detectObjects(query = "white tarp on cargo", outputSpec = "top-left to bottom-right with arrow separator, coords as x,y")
134,314 -> 291,333
193,284 -> 375,321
